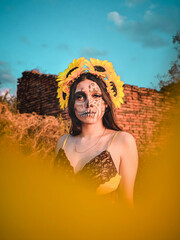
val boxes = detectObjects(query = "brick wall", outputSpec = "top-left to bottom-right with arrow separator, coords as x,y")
17,71 -> 61,116
17,71 -> 176,157
114,84 -> 176,155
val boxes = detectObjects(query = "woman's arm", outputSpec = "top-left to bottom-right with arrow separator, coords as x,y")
118,132 -> 139,207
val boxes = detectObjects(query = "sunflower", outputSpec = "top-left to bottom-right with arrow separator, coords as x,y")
57,57 -> 86,84
106,72 -> 124,109
56,57 -> 125,110
85,58 -> 115,79
57,57 -> 86,109
66,57 -> 86,83
57,83 -> 70,110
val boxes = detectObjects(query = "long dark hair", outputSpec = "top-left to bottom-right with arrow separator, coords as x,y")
68,72 -> 122,136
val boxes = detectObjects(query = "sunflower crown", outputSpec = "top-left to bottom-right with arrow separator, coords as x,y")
56,57 -> 124,109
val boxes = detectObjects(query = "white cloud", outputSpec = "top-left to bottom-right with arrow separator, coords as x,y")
107,12 -> 126,27
125,0 -> 146,7
0,71 -> 16,83
0,61 -> 16,89
0,88 -> 12,100
80,47 -> 107,58
107,7 -> 180,48
2,73 -> 14,81
149,4 -> 158,9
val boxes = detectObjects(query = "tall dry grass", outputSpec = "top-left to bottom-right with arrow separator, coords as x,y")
0,102 -> 70,160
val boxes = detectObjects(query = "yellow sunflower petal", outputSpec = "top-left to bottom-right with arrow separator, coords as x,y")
57,57 -> 86,109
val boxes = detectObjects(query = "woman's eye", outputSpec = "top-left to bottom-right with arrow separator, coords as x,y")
75,92 -> 86,101
77,95 -> 84,100
93,94 -> 102,98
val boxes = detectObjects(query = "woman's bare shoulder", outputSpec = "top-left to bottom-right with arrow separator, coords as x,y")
117,131 -> 136,144
117,131 -> 138,161
56,134 -> 69,154
117,131 -> 136,148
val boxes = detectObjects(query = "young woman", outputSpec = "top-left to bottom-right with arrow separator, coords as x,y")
54,58 -> 138,206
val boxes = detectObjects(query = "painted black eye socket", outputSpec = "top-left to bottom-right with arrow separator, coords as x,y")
74,92 -> 87,102
92,94 -> 102,98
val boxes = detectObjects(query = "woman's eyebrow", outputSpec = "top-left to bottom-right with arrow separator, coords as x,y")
75,90 -> 86,94
91,90 -> 102,94
89,86 -> 101,92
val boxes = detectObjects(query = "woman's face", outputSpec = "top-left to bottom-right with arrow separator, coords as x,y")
74,79 -> 107,124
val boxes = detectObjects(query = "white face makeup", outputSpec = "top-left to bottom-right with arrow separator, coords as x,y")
74,79 -> 107,124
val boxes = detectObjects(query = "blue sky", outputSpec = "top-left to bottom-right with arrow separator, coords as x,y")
0,0 -> 179,94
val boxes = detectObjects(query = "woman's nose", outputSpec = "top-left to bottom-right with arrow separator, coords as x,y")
85,97 -> 93,108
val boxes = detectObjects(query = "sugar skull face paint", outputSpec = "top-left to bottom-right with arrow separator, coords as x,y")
74,79 -> 107,124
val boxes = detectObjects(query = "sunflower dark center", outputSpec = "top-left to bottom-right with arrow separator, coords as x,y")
94,66 -> 106,72
62,92 -> 67,100
110,81 -> 117,97
66,67 -> 78,78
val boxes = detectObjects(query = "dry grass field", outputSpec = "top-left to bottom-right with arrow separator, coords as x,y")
0,101 -> 69,160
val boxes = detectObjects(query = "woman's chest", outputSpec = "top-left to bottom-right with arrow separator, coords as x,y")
65,147 -> 105,172
55,148 -> 119,188
64,144 -> 121,175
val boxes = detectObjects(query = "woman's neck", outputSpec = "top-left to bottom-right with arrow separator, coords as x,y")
80,121 -> 106,138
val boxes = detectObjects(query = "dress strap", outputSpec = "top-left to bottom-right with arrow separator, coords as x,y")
107,131 -> 120,150
62,134 -> 70,150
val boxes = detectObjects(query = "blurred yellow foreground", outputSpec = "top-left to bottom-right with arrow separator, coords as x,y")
0,102 -> 180,240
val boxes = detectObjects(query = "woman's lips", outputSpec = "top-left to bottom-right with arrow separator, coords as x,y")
78,111 -> 96,117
